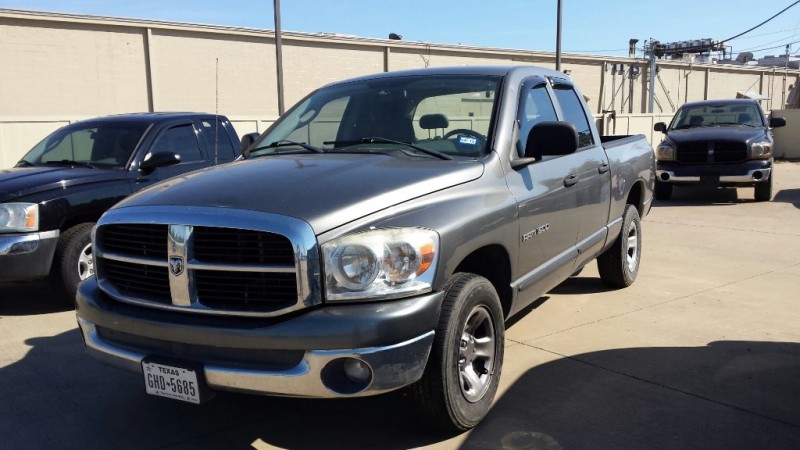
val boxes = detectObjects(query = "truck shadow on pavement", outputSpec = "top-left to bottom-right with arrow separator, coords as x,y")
2,328 -> 798,449
465,340 -> 800,450
773,188 -> 800,209
654,185 -> 743,206
0,281 -> 72,315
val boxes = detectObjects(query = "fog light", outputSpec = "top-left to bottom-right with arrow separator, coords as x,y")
343,358 -> 372,384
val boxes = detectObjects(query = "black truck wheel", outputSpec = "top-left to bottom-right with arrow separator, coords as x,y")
654,180 -> 672,201
754,175 -> 772,202
51,223 -> 95,305
597,204 -> 641,288
410,273 -> 505,431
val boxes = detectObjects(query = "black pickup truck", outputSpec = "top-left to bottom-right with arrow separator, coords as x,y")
76,66 -> 655,431
653,99 -> 786,201
0,113 -> 242,301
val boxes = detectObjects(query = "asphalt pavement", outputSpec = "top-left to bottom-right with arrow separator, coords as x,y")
1,162 -> 799,449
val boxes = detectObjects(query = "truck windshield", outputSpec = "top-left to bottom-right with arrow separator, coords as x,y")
20,122 -> 148,168
670,103 -> 764,130
248,74 -> 501,159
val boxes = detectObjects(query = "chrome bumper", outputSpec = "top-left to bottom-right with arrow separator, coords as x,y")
0,230 -> 59,255
0,230 -> 60,281
656,168 -> 771,183
78,318 -> 434,398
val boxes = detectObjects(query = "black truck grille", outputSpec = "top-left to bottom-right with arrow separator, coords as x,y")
193,227 -> 295,265
676,141 -> 747,164
100,259 -> 171,303
98,224 -> 168,259
96,223 -> 301,316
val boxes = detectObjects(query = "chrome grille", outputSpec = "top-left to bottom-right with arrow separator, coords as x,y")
94,207 -> 321,318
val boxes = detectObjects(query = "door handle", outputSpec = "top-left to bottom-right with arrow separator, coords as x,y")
563,174 -> 578,187
598,163 -> 610,174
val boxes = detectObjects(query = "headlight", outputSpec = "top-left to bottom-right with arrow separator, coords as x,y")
0,203 -> 39,232
655,142 -> 675,161
322,228 -> 438,302
749,141 -> 773,159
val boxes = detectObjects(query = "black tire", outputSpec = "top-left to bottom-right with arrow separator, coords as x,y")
597,205 -> 641,288
410,273 -> 505,432
51,223 -> 95,305
754,175 -> 772,202
654,180 -> 673,201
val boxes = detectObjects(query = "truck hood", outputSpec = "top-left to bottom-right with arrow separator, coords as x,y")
0,166 -> 127,202
665,126 -> 768,144
117,154 -> 485,234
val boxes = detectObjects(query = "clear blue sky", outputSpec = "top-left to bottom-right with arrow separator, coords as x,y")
2,0 -> 800,58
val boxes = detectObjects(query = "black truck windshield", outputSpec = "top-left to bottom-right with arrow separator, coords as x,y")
247,75 -> 500,159
670,103 -> 764,130
21,122 -> 148,168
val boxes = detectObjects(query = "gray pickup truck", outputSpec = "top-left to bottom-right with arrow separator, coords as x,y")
76,66 -> 655,431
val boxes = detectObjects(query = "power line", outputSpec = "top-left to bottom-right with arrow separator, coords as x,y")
738,31 -> 800,52
740,39 -> 800,54
724,1 -> 800,42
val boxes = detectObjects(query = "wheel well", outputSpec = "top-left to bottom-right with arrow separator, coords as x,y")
453,245 -> 512,317
627,180 -> 644,215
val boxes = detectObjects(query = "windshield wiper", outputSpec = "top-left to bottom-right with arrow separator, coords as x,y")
16,160 -> 37,167
246,140 -> 324,158
42,160 -> 96,169
324,137 -> 453,161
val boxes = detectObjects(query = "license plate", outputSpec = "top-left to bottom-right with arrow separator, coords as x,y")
142,360 -> 202,404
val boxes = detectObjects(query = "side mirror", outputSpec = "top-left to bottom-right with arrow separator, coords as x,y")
513,122 -> 579,169
240,132 -> 260,152
769,117 -> 786,128
654,122 -> 667,133
140,152 -> 181,174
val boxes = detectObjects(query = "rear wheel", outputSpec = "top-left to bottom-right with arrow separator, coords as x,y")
410,273 -> 505,431
51,223 -> 95,305
654,180 -> 672,201
754,175 -> 772,202
597,205 -> 641,288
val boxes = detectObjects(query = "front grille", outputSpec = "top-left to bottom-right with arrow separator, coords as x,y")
94,212 -> 318,318
676,141 -> 748,164
195,270 -> 297,311
100,259 -> 171,303
712,141 -> 747,163
193,227 -> 294,265
99,224 -> 168,259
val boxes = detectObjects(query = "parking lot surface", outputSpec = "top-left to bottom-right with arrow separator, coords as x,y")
2,162 -> 799,449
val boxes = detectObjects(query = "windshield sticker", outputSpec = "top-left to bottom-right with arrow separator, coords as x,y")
458,136 -> 478,146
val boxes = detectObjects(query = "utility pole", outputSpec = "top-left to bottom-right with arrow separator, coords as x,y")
648,39 -> 656,113
555,0 -> 562,71
274,0 -> 285,115
783,44 -> 790,107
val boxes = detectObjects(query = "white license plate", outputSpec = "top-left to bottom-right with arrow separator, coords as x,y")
142,361 -> 201,404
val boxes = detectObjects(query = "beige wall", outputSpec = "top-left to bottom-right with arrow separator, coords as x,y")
771,109 -> 800,159
1,8 -> 798,166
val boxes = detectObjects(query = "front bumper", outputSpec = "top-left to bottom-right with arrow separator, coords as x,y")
0,230 -> 59,281
76,277 -> 442,398
656,160 -> 772,186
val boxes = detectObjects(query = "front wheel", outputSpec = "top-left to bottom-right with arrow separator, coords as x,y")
597,205 -> 641,288
410,273 -> 505,431
51,223 -> 95,305
754,175 -> 772,202
654,180 -> 673,201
